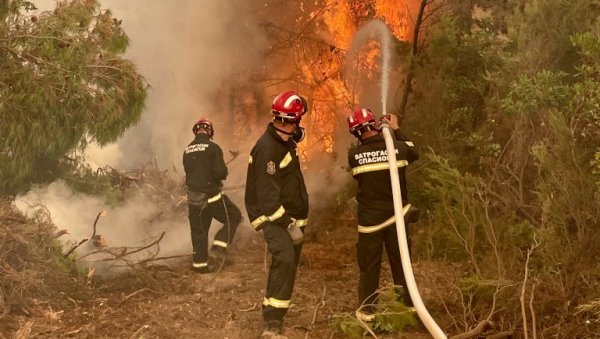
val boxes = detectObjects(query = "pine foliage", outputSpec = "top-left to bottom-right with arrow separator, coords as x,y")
0,0 -> 147,194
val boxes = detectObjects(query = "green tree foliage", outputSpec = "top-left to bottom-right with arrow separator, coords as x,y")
403,0 -> 600,336
0,0 -> 147,195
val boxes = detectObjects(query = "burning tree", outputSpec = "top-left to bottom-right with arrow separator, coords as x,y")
226,0 -> 433,163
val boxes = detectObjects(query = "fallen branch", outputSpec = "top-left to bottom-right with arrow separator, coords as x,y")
76,232 -> 166,262
239,303 -> 257,312
64,326 -> 86,336
63,238 -> 88,257
128,324 -> 149,339
449,319 -> 491,339
135,253 -> 193,266
124,288 -> 159,300
354,310 -> 379,338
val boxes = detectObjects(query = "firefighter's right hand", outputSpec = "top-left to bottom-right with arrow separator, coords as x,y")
287,222 -> 304,245
404,205 -> 420,224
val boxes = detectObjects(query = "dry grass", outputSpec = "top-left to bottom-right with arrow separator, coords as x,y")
0,198 -> 90,334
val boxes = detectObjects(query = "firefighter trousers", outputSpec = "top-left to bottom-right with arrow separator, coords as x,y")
261,222 -> 304,322
188,194 -> 242,266
357,223 -> 413,313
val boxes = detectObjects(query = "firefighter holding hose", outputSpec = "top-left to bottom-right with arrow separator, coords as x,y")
346,108 -> 419,321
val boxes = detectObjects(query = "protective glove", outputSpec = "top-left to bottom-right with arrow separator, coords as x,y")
404,205 -> 420,224
287,218 -> 304,245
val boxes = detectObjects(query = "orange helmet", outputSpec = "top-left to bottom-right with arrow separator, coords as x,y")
271,91 -> 308,123
347,108 -> 376,137
192,118 -> 214,138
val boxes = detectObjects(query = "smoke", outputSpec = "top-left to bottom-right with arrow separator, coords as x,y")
99,0 -> 266,171
15,180 -> 190,260
20,0 -> 267,267
32,0 -> 265,171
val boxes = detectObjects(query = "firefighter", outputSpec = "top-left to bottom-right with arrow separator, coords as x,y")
244,91 -> 309,337
183,118 -> 242,273
346,108 -> 419,321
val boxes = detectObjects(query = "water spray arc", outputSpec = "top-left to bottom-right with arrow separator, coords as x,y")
349,20 -> 446,339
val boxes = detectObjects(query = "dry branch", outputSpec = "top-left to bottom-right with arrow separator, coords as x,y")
124,288 -> 159,300
305,281 -> 327,339
449,320 -> 491,339
63,238 -> 88,257
76,232 -> 166,262
239,303 -> 257,312
128,324 -> 149,339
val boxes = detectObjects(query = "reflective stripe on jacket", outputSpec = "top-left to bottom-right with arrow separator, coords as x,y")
245,123 -> 309,231
348,129 -> 418,228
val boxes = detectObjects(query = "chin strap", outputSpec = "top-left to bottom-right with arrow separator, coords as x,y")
271,122 -> 296,135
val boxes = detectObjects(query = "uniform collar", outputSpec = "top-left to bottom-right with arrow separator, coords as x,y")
194,134 -> 211,141
266,123 -> 291,145
361,133 -> 384,145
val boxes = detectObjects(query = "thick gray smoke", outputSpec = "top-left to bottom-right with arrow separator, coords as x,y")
32,1 -> 266,168
100,0 -> 266,170
18,0 -> 267,265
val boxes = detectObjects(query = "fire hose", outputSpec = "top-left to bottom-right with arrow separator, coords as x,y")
380,117 -> 446,339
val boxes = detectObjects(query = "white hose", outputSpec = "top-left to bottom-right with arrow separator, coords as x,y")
380,121 -> 446,339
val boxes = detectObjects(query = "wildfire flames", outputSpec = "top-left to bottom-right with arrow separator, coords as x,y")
230,0 -> 416,164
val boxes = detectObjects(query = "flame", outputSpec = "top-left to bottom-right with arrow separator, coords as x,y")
235,1 -> 415,162
374,0 -> 411,40
298,0 -> 413,159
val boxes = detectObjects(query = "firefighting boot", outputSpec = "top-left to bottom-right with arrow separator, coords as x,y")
260,320 -> 283,338
208,245 -> 228,271
191,263 -> 214,274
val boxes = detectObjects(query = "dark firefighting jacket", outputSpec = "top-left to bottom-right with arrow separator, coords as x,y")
183,134 -> 227,197
245,123 -> 309,231
348,129 -> 418,233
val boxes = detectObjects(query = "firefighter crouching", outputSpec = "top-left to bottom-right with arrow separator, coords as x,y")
183,118 -> 242,273
346,109 -> 420,321
244,91 -> 309,337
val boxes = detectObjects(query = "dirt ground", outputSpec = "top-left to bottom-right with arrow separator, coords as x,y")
2,219 -> 466,339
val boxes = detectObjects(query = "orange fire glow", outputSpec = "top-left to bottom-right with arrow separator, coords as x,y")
243,1 -> 415,163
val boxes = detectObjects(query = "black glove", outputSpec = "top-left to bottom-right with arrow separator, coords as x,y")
404,205 -> 420,224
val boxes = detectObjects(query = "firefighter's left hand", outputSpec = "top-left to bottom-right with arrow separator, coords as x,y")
379,114 -> 399,130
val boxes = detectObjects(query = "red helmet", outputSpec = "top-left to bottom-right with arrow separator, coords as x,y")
192,118 -> 214,138
347,108 -> 376,137
271,90 -> 308,122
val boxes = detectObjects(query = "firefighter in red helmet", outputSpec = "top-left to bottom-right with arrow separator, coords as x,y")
346,108 -> 419,321
244,91 -> 309,337
183,118 -> 242,273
